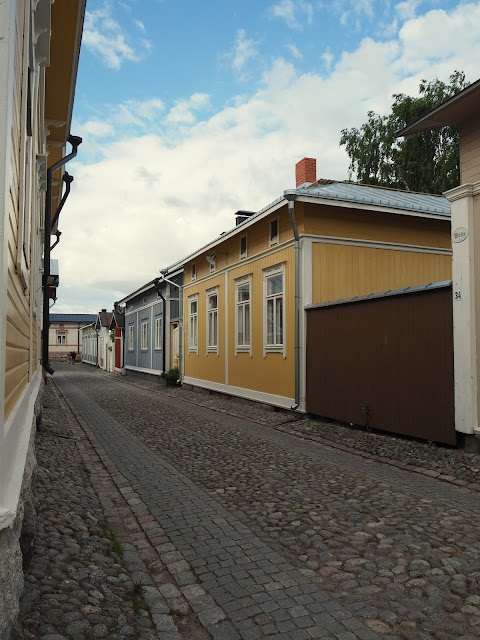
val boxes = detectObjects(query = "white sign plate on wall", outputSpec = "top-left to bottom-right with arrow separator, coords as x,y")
452,227 -> 468,243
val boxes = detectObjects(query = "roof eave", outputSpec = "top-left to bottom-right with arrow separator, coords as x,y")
396,78 -> 480,138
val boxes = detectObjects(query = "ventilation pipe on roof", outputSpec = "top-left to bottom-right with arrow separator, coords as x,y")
284,191 -> 300,411
42,135 -> 82,375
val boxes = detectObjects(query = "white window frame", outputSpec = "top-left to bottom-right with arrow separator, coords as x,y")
191,263 -> 196,282
141,321 -> 148,351
263,263 -> 286,357
239,234 -> 247,260
269,217 -> 279,246
235,275 -> 252,356
209,254 -> 216,274
128,325 -> 134,351
57,330 -> 66,345
206,287 -> 219,354
188,294 -> 198,354
154,317 -> 162,350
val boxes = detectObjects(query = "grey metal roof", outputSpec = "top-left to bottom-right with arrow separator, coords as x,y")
50,314 -> 97,323
305,280 -> 452,311
165,181 -> 450,272
289,182 -> 450,216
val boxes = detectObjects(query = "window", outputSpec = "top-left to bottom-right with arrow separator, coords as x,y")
128,325 -> 134,351
188,295 -> 198,353
207,289 -> 218,352
269,218 -> 279,246
235,278 -> 251,354
141,321 -> 148,350
57,331 -> 66,345
209,254 -> 216,273
191,263 -> 196,281
155,317 -> 162,350
240,235 -> 247,259
264,266 -> 284,354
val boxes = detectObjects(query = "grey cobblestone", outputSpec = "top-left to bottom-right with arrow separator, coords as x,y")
48,365 -> 480,639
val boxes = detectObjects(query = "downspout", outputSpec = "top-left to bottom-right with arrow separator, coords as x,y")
50,174 -> 74,250
284,192 -> 300,411
153,280 -> 167,373
158,271 -> 183,383
42,135 -> 82,374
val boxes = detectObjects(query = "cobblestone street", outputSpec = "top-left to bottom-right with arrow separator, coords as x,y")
22,364 -> 480,640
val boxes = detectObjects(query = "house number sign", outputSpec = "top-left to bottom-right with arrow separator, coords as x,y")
452,227 -> 468,243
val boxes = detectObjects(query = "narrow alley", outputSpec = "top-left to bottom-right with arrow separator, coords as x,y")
21,365 -> 480,640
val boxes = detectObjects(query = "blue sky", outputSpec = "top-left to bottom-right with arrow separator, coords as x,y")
55,0 -> 480,313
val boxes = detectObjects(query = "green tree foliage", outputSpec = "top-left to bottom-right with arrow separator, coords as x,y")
339,72 -> 468,194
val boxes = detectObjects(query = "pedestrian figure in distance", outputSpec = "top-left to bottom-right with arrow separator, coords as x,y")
68,352 -> 72,364
71,351 -> 76,364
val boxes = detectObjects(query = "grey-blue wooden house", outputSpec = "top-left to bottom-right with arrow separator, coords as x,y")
119,268 -> 183,380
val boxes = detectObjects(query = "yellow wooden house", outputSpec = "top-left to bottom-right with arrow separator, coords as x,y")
0,1 -> 85,636
172,158 -> 452,412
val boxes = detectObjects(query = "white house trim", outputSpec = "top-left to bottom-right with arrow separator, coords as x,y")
125,365 -> 163,376
445,181 -> 480,436
183,375 -> 296,410
263,263 -> 286,359
305,234 -> 452,255
0,369 -> 42,529
183,240 -> 296,291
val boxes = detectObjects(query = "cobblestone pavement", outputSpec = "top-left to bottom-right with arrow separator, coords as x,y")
29,364 -> 480,640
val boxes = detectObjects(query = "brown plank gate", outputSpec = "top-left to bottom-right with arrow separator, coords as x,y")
305,283 -> 456,445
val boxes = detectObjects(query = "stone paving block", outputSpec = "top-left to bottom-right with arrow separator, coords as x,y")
197,606 -> 227,626
151,613 -> 177,632
188,593 -> 218,613
209,620 -> 242,639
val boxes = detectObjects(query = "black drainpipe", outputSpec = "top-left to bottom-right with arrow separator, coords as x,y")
51,172 -> 74,230
42,135 -> 82,375
154,279 -> 167,372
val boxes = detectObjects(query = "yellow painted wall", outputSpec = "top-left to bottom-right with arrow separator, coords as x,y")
187,206 -> 293,284
227,247 -> 295,399
184,246 -> 296,400
312,243 -> 452,304
5,0 -> 30,420
303,203 -> 451,249
184,274 -> 226,384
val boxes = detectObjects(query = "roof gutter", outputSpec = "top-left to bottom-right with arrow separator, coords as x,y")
42,135 -> 82,375
284,191 -> 300,411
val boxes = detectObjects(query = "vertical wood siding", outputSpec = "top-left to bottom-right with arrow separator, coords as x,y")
311,243 -> 452,305
306,287 -> 455,445
460,116 -> 480,184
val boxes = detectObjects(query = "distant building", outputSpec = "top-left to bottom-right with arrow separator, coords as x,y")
49,314 -> 97,361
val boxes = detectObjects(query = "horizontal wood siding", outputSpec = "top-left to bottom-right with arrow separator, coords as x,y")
306,287 -> 455,445
185,206 -> 293,284
311,243 -> 452,305
227,247 -> 295,399
460,116 -> 480,184
303,203 -> 451,249
5,0 -> 30,422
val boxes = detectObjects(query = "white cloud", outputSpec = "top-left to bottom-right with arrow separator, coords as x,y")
285,43 -> 303,60
60,2 -> 480,311
83,5 -> 152,69
322,48 -> 334,71
165,94 -> 210,124
224,29 -> 259,74
271,0 -> 314,29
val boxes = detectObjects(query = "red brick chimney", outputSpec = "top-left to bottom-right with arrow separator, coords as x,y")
295,157 -> 316,187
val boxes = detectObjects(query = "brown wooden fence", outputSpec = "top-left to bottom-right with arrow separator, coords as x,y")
305,283 -> 456,445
